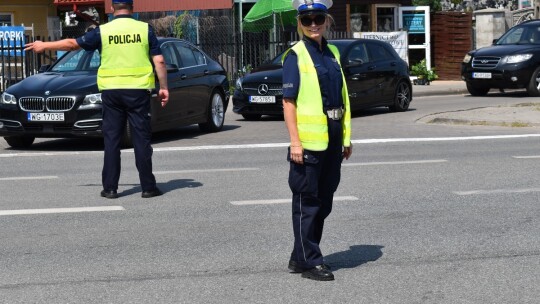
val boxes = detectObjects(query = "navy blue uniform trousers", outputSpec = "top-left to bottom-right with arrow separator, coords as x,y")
101,89 -> 157,192
289,118 -> 343,268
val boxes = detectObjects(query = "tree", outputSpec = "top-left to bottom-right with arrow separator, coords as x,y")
412,0 -> 442,12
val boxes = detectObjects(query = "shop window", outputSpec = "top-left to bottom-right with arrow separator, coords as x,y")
376,7 -> 396,32
0,13 -> 13,26
350,5 -> 370,32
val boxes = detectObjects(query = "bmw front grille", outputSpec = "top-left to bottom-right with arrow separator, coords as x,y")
18,96 -> 76,112
19,97 -> 45,111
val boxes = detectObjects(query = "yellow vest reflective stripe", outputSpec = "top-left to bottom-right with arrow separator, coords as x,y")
98,18 -> 155,90
284,41 -> 352,151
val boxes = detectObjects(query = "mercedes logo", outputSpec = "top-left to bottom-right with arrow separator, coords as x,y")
257,84 -> 269,95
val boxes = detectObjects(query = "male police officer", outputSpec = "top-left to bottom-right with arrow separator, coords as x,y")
25,0 -> 169,199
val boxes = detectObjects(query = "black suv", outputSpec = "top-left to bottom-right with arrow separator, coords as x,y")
462,20 -> 540,96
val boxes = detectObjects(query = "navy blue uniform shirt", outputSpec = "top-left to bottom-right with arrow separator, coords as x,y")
282,37 -> 344,109
76,15 -> 161,56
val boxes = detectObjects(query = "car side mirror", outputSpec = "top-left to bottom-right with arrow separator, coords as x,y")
166,63 -> 179,73
492,39 -> 498,44
38,64 -> 51,73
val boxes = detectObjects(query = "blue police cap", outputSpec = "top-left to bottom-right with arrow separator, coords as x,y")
292,0 -> 333,16
112,0 -> 133,4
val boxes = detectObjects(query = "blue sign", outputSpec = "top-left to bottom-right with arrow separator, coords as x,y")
403,13 -> 425,34
0,26 -> 25,56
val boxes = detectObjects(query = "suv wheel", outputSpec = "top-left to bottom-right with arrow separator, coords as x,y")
4,135 -> 35,148
526,67 -> 540,97
466,82 -> 490,96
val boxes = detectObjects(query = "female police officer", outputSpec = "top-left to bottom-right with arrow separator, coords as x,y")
283,0 -> 352,281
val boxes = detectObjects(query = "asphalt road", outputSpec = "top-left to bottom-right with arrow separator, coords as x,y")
1,94 -> 540,303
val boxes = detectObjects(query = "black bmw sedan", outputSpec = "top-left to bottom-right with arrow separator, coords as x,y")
0,38 -> 229,148
462,20 -> 540,96
232,39 -> 412,120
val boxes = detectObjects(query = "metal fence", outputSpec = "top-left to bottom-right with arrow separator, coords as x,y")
1,10 -> 352,93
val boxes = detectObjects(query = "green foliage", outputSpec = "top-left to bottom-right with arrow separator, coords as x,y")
410,59 -> 438,81
174,11 -> 189,39
411,0 -> 442,12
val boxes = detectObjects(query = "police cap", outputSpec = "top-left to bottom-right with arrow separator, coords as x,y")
292,0 -> 333,16
112,0 -> 133,4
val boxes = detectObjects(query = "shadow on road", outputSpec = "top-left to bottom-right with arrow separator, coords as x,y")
325,244 -> 384,271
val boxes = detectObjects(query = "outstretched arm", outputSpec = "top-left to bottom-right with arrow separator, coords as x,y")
24,39 -> 80,53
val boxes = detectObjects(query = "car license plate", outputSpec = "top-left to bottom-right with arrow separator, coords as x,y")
472,72 -> 492,79
27,112 -> 65,122
249,96 -> 275,104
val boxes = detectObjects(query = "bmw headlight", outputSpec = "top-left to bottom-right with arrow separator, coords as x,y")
0,92 -> 16,105
235,77 -> 243,91
80,93 -> 102,109
501,54 -> 533,64
463,54 -> 472,64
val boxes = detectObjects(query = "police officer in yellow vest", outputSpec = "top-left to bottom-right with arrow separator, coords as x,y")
25,0 -> 169,199
283,0 -> 352,281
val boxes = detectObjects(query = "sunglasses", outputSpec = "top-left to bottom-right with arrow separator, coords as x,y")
300,14 -> 326,27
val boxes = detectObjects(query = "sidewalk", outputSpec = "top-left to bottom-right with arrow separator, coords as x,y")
412,80 -> 468,97
413,80 -> 540,127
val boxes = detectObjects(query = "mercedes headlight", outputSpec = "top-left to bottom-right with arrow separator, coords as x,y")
80,93 -> 102,109
0,92 -> 16,105
462,54 -> 472,64
501,54 -> 533,64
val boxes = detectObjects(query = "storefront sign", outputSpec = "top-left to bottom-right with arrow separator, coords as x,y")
403,13 -> 425,34
0,26 -> 25,56
353,31 -> 409,63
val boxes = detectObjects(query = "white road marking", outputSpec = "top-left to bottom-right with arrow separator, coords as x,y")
1,134 -> 540,158
343,159 -> 447,167
0,176 -> 58,181
231,196 -> 358,206
0,206 -> 125,216
454,188 -> 540,196
154,168 -> 259,175
512,155 -> 540,159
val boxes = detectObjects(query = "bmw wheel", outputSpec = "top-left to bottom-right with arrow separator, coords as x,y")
199,90 -> 225,132
526,66 -> 540,97
389,80 -> 411,112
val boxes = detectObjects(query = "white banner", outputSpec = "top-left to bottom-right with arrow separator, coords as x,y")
353,31 -> 408,64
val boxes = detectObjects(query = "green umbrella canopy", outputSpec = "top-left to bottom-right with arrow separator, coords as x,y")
242,0 -> 298,33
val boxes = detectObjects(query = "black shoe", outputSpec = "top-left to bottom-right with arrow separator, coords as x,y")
141,188 -> 163,198
100,190 -> 118,199
289,260 -> 331,273
301,265 -> 335,281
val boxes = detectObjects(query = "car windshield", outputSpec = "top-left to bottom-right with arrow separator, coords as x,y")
496,24 -> 540,45
50,49 -> 101,72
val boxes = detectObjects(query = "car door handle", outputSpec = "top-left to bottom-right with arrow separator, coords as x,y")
368,66 -> 376,70
204,70 -> 209,75
351,73 -> 366,81
391,62 -> 397,66
180,74 -> 187,80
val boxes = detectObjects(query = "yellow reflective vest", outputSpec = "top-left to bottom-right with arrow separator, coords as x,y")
97,17 -> 155,90
283,40 -> 351,151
